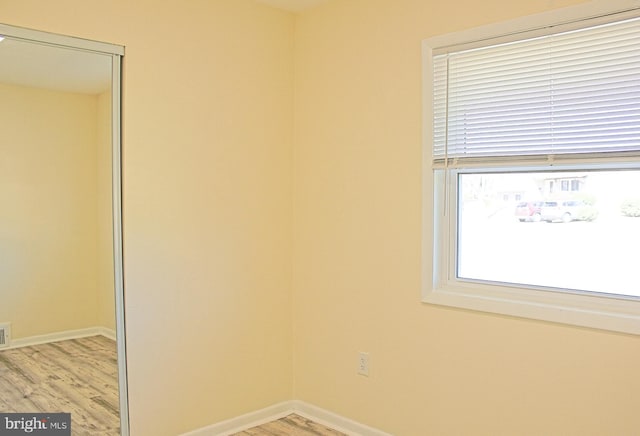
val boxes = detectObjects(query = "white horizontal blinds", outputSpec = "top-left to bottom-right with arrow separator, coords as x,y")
433,17 -> 640,166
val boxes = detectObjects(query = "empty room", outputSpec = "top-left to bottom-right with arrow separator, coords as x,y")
0,0 -> 639,435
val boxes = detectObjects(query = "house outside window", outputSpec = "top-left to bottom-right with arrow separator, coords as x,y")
423,1 -> 640,334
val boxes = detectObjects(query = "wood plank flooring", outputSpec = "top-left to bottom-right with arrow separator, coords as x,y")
0,335 -> 120,435
1,337 -> 344,436
232,414 -> 347,436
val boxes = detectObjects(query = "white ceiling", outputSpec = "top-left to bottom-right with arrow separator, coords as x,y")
0,37 -> 112,95
254,0 -> 329,12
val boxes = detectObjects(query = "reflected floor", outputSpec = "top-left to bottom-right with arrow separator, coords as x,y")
0,335 -> 119,435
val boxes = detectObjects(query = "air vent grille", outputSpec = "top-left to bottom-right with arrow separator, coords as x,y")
0,323 -> 11,348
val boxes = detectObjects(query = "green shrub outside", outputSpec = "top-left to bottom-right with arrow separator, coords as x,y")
576,205 -> 599,221
621,199 -> 640,217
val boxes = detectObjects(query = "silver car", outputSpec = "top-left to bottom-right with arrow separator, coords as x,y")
540,200 -> 586,223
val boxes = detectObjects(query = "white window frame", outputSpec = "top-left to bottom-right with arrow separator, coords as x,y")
422,0 -> 640,335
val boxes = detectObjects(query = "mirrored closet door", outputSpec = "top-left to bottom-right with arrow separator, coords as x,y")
0,23 -> 128,436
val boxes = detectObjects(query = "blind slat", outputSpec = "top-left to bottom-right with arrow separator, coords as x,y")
433,15 -> 640,163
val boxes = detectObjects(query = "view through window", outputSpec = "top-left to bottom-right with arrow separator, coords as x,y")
458,170 -> 640,297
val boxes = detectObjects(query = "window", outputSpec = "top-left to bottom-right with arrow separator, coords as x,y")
423,2 -> 640,334
571,179 -> 581,191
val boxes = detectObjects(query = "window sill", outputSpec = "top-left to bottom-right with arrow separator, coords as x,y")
423,283 -> 640,335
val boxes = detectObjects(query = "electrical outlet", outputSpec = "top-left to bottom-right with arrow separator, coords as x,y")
358,352 -> 370,376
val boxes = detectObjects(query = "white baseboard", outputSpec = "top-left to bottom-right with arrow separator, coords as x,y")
180,400 -> 392,436
292,401 -> 392,436
180,401 -> 294,436
7,326 -> 116,349
97,327 -> 117,341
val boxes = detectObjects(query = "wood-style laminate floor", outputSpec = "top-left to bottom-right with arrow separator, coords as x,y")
232,414 -> 347,435
0,335 -> 120,435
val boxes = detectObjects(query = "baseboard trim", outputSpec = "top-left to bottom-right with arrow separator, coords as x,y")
180,401 -> 294,436
97,327 -> 117,341
8,326 -> 117,349
180,400 -> 392,436
292,401 -> 392,436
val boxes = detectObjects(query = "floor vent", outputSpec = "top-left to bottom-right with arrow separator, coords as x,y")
0,323 -> 11,349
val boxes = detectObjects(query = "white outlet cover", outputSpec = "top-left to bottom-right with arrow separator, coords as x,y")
358,352 -> 370,376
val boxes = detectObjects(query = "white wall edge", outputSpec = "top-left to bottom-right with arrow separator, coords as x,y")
8,326 -> 116,349
179,400 -> 393,436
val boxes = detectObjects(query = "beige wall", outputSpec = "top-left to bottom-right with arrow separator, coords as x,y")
293,1 -> 640,435
0,1 -> 295,434
3,1 -> 640,435
97,90 -> 116,331
0,82 -> 101,338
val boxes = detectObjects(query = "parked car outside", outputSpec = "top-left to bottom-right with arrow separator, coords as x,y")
515,201 -> 543,222
540,200 -> 594,223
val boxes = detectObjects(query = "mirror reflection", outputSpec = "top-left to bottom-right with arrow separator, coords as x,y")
0,35 -> 122,435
